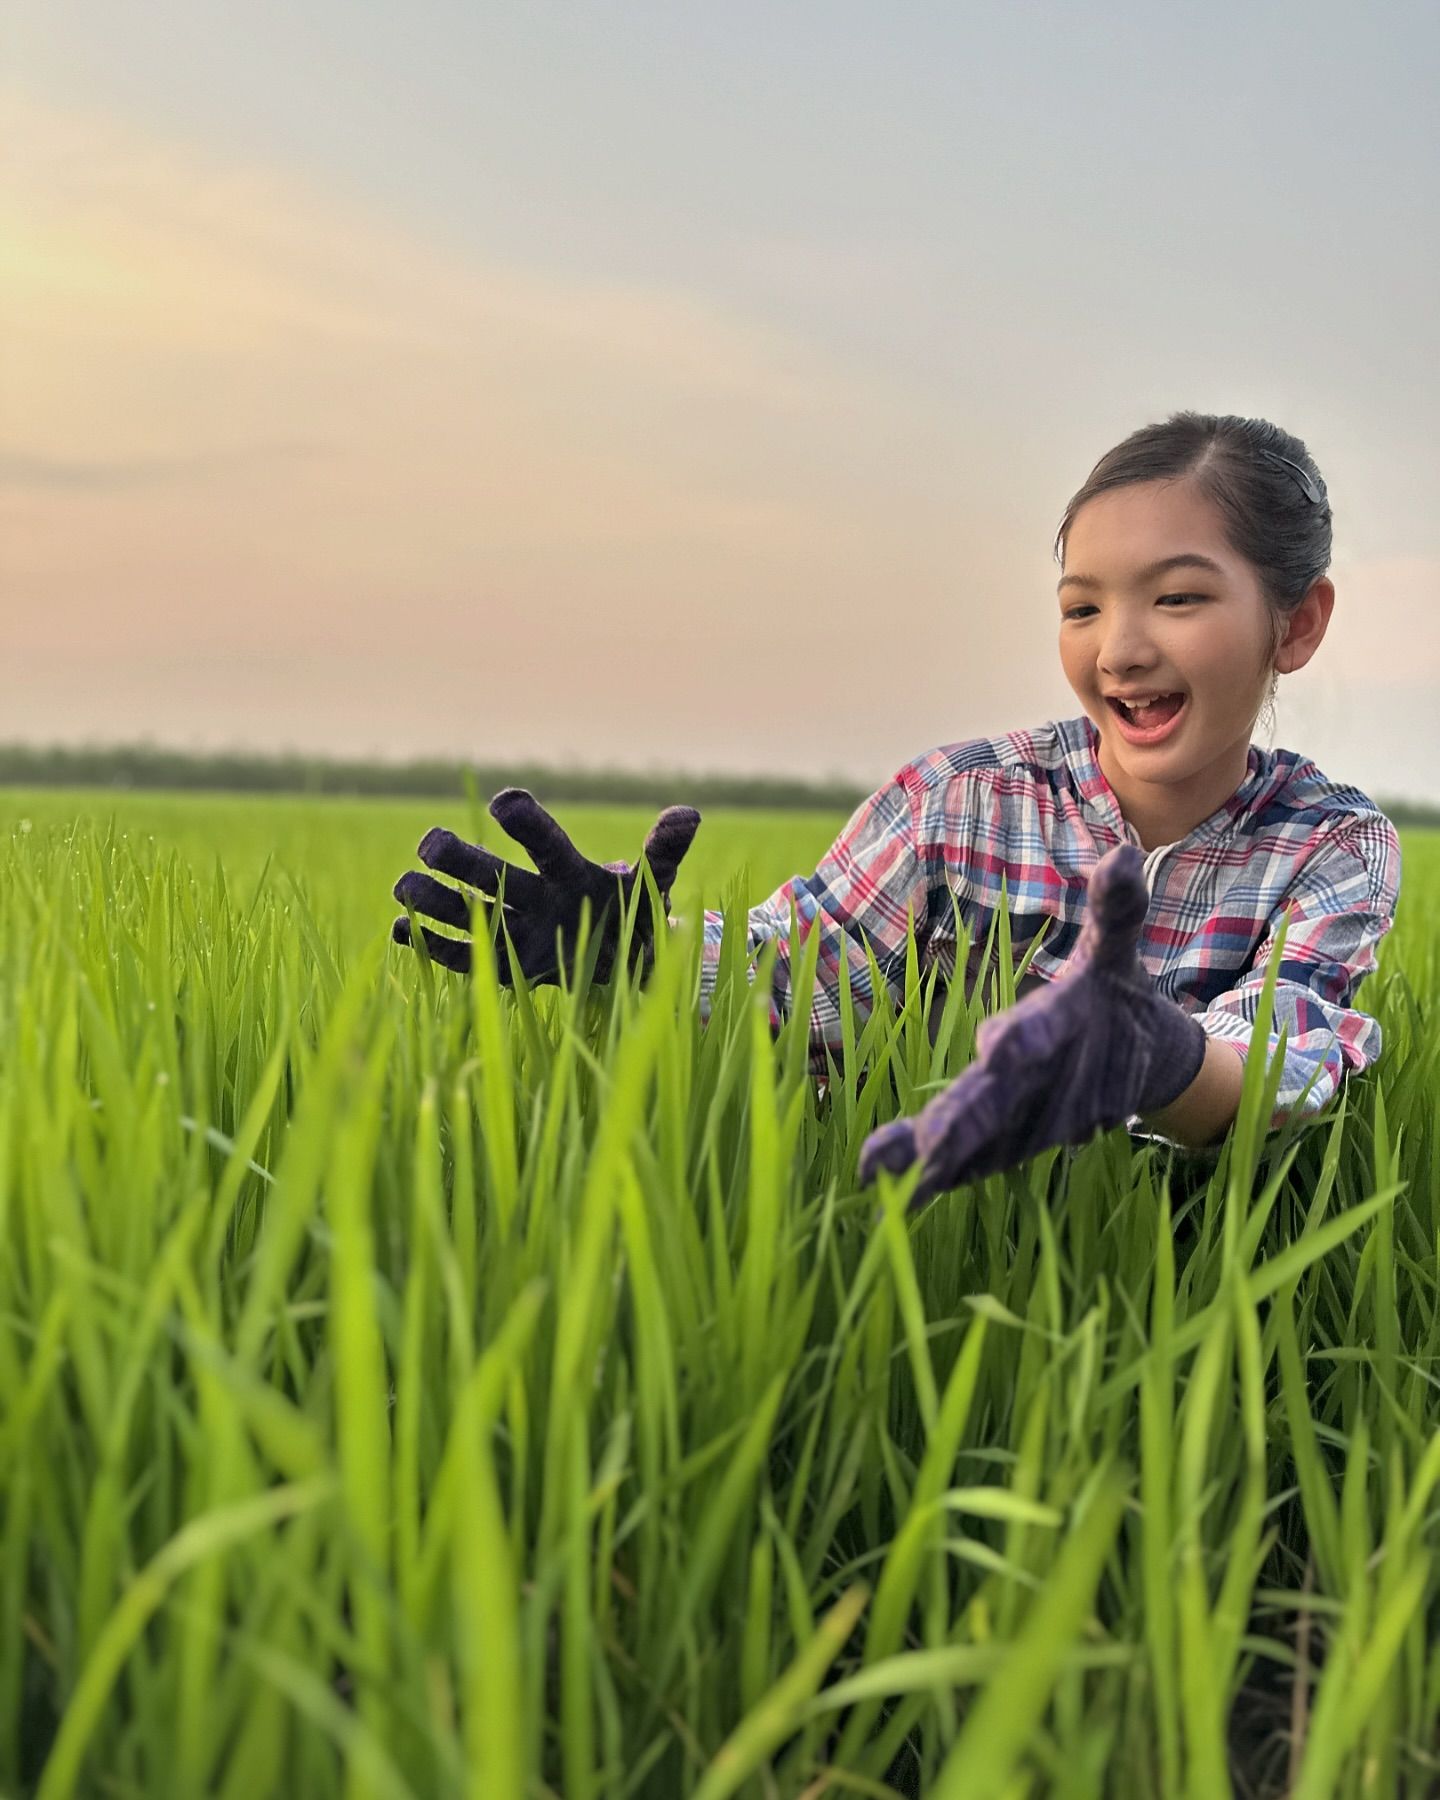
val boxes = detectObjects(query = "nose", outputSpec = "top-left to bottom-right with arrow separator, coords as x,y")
1096,610 -> 1163,681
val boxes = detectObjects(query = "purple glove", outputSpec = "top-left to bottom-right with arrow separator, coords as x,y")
858,843 -> 1208,1208
391,788 -> 701,984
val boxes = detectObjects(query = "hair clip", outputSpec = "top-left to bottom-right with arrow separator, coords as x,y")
1259,449 -> 1326,506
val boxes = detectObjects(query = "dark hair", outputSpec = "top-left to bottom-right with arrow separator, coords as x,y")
1052,411 -> 1333,732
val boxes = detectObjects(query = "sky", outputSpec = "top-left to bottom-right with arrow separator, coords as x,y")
4,1 -> 1439,804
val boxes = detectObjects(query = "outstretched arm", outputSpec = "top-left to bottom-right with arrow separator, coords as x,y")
695,765 -> 933,1070
1179,817 -> 1401,1134
1136,1036 -> 1247,1148
859,843 -> 1210,1206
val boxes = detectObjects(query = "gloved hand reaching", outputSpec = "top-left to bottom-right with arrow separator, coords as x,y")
858,843 -> 1209,1208
391,788 -> 701,984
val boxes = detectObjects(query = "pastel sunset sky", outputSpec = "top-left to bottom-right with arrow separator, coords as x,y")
4,3 -> 1438,801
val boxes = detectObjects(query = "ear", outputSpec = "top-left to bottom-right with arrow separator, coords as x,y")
1273,577 -> 1335,676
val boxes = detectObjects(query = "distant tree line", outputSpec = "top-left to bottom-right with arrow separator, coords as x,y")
2,742 -> 1438,829
0,743 -> 871,813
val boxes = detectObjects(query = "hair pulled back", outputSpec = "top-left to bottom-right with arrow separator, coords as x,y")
1053,412 -> 1333,732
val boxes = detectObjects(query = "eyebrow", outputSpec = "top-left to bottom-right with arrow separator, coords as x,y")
1057,552 -> 1227,595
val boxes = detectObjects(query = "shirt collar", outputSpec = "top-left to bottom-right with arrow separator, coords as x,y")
1057,714 -> 1273,848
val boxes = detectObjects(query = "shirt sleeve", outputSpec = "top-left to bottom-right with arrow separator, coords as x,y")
695,762 -> 935,1069
1175,814 -> 1401,1134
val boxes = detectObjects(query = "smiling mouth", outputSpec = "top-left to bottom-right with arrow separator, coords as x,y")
1106,693 -> 1186,727
1102,693 -> 1190,747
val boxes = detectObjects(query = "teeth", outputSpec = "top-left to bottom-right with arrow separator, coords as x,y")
1115,692 -> 1177,712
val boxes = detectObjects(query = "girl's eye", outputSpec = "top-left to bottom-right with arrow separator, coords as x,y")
1063,593 -> 1206,621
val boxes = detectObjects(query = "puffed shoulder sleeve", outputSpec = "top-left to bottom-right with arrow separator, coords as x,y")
1192,812 -> 1402,1127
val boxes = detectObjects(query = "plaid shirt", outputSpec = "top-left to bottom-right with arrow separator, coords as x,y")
696,715 -> 1402,1140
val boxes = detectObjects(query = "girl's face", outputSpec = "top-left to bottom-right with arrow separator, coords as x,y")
1057,478 -> 1320,844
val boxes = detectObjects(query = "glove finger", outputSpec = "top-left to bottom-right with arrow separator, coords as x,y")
857,1119 -> 918,1188
912,1069 -> 1008,1198
391,915 -> 473,975
974,981 -> 1078,1083
415,826 -> 540,905
1074,843 -> 1148,972
489,789 -> 587,882
639,806 -> 702,892
393,869 -> 490,932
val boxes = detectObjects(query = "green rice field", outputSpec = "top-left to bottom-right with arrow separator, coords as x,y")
3,785 -> 1439,1798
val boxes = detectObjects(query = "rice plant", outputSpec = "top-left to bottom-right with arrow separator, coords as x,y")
2,803 -> 1437,1798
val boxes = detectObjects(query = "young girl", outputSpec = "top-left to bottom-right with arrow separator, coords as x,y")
392,411 -> 1402,1203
